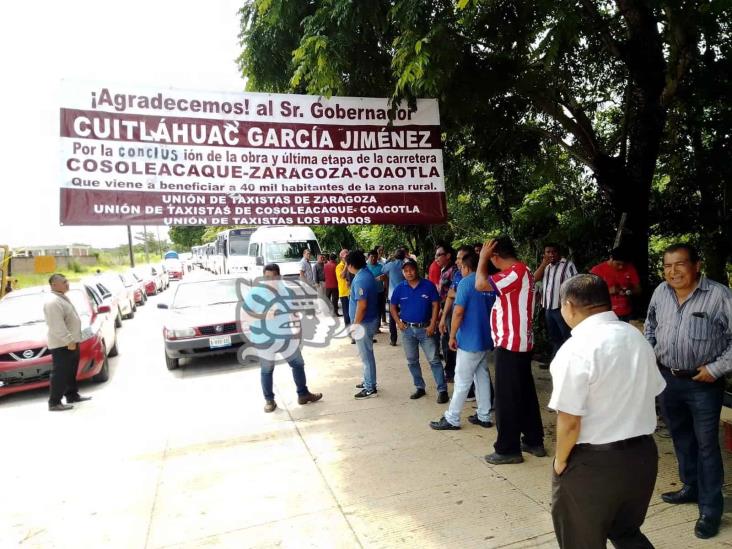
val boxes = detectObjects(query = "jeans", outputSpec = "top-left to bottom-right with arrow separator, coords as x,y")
355,318 -> 379,391
401,326 -> 446,392
340,296 -> 351,325
259,348 -> 309,401
440,309 -> 456,379
444,349 -> 493,427
545,308 -> 571,359
660,369 -> 725,519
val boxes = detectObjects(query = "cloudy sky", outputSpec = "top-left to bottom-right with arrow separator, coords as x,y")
0,0 -> 245,248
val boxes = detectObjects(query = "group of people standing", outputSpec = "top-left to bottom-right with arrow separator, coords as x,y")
277,238 -> 731,547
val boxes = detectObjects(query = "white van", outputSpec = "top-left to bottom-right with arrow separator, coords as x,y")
216,226 -> 321,279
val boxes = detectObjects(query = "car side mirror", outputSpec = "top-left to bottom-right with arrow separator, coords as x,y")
98,304 -> 111,314
256,256 -> 264,266
157,303 -> 169,309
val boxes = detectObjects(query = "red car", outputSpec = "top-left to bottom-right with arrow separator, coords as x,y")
0,283 -> 118,398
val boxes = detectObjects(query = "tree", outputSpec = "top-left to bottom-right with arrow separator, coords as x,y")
239,0 -> 731,287
168,226 -> 207,251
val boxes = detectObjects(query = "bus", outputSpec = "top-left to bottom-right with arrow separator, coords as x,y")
212,227 -> 321,279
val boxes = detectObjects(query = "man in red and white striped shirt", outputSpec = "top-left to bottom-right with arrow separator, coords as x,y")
476,236 -> 546,465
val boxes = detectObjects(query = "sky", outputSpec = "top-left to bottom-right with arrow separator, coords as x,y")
0,0 -> 246,249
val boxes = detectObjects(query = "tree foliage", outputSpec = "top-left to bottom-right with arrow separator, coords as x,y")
236,0 -> 730,286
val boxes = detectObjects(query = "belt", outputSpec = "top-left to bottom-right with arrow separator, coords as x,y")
658,363 -> 696,379
576,434 -> 651,452
400,320 -> 430,328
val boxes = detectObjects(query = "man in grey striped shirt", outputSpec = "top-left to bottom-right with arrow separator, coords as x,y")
534,243 -> 577,359
644,243 -> 732,540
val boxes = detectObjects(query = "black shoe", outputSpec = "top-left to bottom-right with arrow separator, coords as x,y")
354,388 -> 377,399
66,395 -> 92,403
521,442 -> 547,457
662,486 -> 698,505
351,339 -> 356,344
429,416 -> 460,430
437,391 -> 449,404
49,403 -> 74,412
485,452 -> 524,465
468,414 -> 493,428
389,341 -> 397,346
264,400 -> 277,413
355,383 -> 364,388
695,515 -> 721,539
410,388 -> 426,400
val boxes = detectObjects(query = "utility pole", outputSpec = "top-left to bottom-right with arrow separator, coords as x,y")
127,225 -> 135,268
143,225 -> 150,264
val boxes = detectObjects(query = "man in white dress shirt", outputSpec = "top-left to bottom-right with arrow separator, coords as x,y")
549,274 -> 666,549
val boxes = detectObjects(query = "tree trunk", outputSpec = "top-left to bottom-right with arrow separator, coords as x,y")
592,91 -> 666,306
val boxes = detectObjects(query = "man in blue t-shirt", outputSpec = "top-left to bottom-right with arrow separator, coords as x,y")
366,250 -> 386,328
390,259 -> 448,403
380,248 -> 407,346
348,251 -> 380,399
431,252 -> 495,430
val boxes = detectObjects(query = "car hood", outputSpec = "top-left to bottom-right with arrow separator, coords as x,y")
0,322 -> 49,351
165,302 -> 241,329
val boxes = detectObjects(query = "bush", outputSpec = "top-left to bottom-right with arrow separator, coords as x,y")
67,259 -> 83,273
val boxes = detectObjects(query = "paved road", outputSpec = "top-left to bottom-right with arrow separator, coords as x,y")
2,281 -> 732,548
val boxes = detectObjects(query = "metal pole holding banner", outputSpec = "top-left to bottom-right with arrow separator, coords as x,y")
127,225 -> 135,268
613,212 -> 628,249
143,226 -> 150,264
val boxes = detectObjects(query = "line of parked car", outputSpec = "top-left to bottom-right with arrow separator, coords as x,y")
0,263 -> 178,399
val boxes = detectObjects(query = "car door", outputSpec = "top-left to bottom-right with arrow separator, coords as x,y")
86,285 -> 115,351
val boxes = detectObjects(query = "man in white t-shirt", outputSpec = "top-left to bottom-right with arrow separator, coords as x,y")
549,273 -> 665,548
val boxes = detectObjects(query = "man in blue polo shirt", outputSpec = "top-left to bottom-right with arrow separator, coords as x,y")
431,252 -> 495,430
390,259 -> 448,403
348,250 -> 380,399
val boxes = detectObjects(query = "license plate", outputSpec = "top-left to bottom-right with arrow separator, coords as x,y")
209,335 -> 232,349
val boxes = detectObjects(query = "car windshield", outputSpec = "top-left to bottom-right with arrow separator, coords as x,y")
0,289 -> 88,327
265,240 -> 320,263
164,259 -> 182,271
171,279 -> 240,309
229,234 -> 250,256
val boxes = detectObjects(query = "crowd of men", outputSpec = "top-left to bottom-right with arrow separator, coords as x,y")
43,236 -> 731,548
289,238 -> 732,546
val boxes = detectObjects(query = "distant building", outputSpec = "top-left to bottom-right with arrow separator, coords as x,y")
13,244 -> 92,257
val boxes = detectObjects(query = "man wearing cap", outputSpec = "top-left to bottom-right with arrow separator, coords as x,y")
390,259 -> 448,403
550,273 -> 664,548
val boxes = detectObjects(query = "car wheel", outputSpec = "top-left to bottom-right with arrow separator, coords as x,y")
126,309 -> 135,320
108,337 -> 119,357
165,352 -> 179,370
115,311 -> 123,328
93,353 -> 110,382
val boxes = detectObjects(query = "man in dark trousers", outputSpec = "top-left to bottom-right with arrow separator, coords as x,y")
645,243 -> 732,539
324,254 -> 339,315
549,274 -> 665,548
435,244 -> 458,381
43,274 -> 92,411
534,243 -> 577,359
390,259 -> 448,403
476,237 -> 545,464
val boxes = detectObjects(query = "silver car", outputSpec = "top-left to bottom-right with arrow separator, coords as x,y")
159,277 -> 247,370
